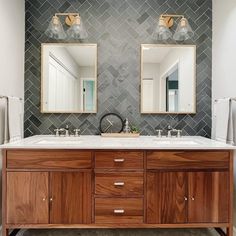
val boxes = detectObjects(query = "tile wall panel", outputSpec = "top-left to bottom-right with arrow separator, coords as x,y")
25,0 -> 212,137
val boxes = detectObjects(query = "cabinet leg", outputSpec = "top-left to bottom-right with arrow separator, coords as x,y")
2,226 -> 9,236
227,226 -> 233,236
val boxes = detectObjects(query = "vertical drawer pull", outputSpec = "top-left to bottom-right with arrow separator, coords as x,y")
114,182 -> 125,186
114,209 -> 125,214
114,158 -> 125,163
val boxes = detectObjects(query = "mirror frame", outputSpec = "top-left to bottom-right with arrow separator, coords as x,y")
41,43 -> 98,114
140,44 -> 197,114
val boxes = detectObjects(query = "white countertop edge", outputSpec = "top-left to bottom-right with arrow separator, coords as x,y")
1,135 -> 236,150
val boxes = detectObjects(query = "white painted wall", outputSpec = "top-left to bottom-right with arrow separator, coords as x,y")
42,46 -> 81,112
143,63 -> 160,111
159,47 -> 195,112
212,0 -> 236,228
0,0 -> 25,225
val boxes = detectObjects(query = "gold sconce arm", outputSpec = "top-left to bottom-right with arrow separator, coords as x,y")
160,14 -> 184,18
160,14 -> 185,28
54,13 -> 81,26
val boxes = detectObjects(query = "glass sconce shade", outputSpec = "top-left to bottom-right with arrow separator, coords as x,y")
67,16 -> 88,40
152,17 -> 172,40
173,17 -> 194,41
45,16 -> 67,39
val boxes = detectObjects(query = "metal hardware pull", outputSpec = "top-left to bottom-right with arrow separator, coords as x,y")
184,197 -> 188,201
42,198 -> 46,201
114,209 -> 125,214
49,197 -> 53,202
114,182 -> 125,186
191,197 -> 195,201
114,158 -> 125,163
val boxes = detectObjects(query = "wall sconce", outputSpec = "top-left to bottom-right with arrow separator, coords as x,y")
153,14 -> 194,41
45,13 -> 88,40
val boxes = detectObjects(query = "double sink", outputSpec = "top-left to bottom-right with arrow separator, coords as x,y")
31,135 -> 203,147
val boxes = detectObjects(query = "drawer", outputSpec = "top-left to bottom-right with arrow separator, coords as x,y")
7,150 -> 92,169
95,151 -> 144,169
147,151 -> 230,170
95,172 -> 143,196
95,198 -> 143,223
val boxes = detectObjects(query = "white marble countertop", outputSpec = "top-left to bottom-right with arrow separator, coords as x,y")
1,135 -> 235,150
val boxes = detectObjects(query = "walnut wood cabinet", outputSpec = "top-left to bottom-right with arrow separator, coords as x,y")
146,171 -> 229,224
1,149 -> 234,236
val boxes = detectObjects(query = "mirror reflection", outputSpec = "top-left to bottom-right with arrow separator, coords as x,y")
41,44 -> 97,113
141,45 -> 196,114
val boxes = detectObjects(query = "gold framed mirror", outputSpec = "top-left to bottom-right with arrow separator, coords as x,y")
141,44 -> 196,114
41,43 -> 97,113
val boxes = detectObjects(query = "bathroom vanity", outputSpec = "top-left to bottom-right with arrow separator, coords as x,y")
1,136 -> 235,236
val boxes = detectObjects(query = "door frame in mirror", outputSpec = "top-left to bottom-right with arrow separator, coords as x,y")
140,44 -> 196,114
41,43 -> 98,114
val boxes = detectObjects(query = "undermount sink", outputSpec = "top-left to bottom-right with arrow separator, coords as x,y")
34,137 -> 83,145
153,138 -> 201,145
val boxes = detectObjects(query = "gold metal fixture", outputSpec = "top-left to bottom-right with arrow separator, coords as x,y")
45,13 -> 88,40
54,13 -> 81,26
159,14 -> 185,28
153,14 -> 194,41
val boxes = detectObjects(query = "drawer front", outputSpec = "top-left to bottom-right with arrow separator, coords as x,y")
95,151 -> 144,169
7,150 -> 92,169
147,151 -> 230,170
95,172 -> 143,196
95,198 -> 143,223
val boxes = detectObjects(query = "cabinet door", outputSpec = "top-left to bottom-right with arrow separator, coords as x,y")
50,172 -> 92,224
7,172 -> 49,224
146,171 -> 187,224
188,171 -> 229,223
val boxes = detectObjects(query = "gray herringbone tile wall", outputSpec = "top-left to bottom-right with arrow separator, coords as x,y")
25,0 -> 212,137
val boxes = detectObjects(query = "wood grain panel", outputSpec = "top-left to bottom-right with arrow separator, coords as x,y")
147,151 -> 229,170
95,151 -> 144,169
50,171 -> 92,224
146,171 -> 187,224
95,172 -> 143,196
7,150 -> 92,169
95,198 -> 143,223
7,172 -> 49,224
188,171 -> 229,223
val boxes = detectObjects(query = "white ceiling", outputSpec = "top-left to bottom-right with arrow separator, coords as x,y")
66,46 -> 96,67
143,47 -> 171,63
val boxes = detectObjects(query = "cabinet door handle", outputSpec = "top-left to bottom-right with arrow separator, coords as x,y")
49,197 -> 53,202
114,182 -> 125,186
191,197 -> 195,201
42,197 -> 46,201
184,197 -> 188,201
114,158 -> 125,163
114,209 -> 125,214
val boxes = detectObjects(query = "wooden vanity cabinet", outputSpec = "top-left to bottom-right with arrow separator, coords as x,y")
2,149 -> 233,236
146,171 -> 229,224
7,172 -> 49,224
50,171 -> 92,224
146,151 -> 232,229
4,150 -> 92,229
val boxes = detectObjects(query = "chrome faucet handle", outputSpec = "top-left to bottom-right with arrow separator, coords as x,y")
155,129 -> 163,138
54,129 -> 60,137
74,129 -> 80,137
176,130 -> 182,138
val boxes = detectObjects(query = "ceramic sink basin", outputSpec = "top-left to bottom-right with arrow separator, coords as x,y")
34,137 -> 83,145
153,138 -> 201,146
